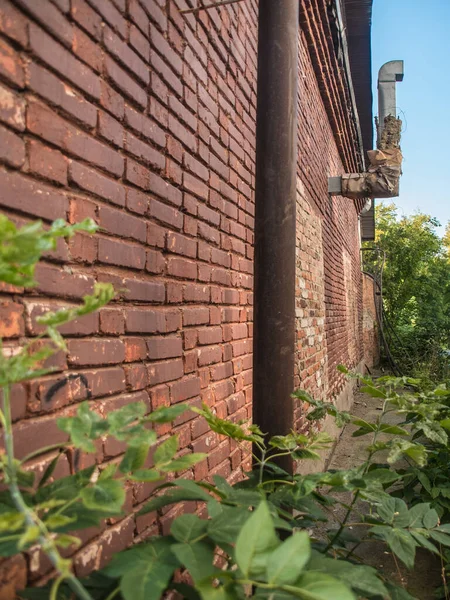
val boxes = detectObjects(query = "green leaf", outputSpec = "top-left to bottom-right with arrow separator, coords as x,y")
364,468 -> 400,486
385,529 -> 417,569
429,530 -> 450,547
138,481 -> 211,515
360,385 -> 387,399
38,452 -> 64,488
115,539 -> 179,600
0,512 -> 25,532
44,514 -> 76,530
306,553 -> 388,598
130,469 -> 162,482
160,453 -> 207,473
145,404 -> 188,423
57,402 -> 108,453
36,466 -> 95,503
171,541 -> 218,583
119,444 -> 149,473
170,514 -> 208,544
235,500 -> 279,578
267,531 -> 310,585
208,506 -> 251,544
80,480 -> 125,514
98,463 -> 117,481
18,525 -> 40,549
377,497 -> 410,527
378,424 -> 409,436
387,440 -> 427,467
283,573 -> 355,600
154,436 -> 178,467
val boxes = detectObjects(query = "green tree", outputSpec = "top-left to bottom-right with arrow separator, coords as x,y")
364,203 -> 450,380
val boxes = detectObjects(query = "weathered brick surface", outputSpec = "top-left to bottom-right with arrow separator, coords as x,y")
0,0 -> 369,590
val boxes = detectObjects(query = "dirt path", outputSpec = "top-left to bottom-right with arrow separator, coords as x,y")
322,387 -> 442,599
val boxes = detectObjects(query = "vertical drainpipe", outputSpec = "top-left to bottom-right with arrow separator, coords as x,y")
253,0 -> 299,471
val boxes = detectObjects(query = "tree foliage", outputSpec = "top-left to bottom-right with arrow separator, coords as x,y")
364,203 -> 450,380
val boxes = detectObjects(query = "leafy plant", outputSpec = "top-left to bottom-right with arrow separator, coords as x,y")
2,215 -> 450,599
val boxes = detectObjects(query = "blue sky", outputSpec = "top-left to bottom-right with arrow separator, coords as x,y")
371,0 -> 450,235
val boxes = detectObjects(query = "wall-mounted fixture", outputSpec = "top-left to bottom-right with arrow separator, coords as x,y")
328,60 -> 404,200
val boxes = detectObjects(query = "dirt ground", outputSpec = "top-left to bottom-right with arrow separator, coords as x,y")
321,386 -> 443,599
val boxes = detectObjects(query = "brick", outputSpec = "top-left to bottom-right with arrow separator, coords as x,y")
25,300 -> 98,336
183,307 -> 209,327
150,50 -> 183,97
0,302 -> 24,337
130,24 -> 150,61
68,338 -> 125,365
124,105 -> 166,148
100,308 -> 125,335
147,221 -> 166,247
124,337 -> 147,362
167,232 -> 197,258
0,38 -> 24,87
127,188 -> 149,215
125,132 -> 165,170
99,205 -> 147,242
87,0 -> 127,38
148,359 -> 183,385
69,161 -> 126,206
35,263 -> 95,298
27,101 -> 124,177
105,56 -> 147,108
0,169 -> 68,221
147,336 -> 183,360
16,0 -> 73,47
0,123 -> 25,167
198,346 -> 222,366
146,249 -> 165,274
9,415 -> 68,459
29,24 -> 100,99
185,153 -> 209,181
100,80 -> 125,119
167,257 -> 197,280
104,27 -> 149,84
183,284 -> 209,303
124,279 -> 165,303
144,1 -> 168,32
28,62 -> 97,128
125,308 -> 166,333
128,0 -> 150,36
99,237 -> 146,270
72,0 -> 103,39
169,376 -> 201,403
125,158 -> 151,189
28,140 -> 68,185
149,198 -> 183,229
0,83 -> 25,130
98,110 -> 124,148
125,363 -> 148,390
0,0 -> 28,46
51,0 -> 70,12
198,327 -> 222,345
169,114 -> 196,151
149,172 -> 183,207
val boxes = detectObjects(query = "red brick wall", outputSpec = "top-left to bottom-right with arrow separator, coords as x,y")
293,25 -> 365,430
0,0 -> 368,588
0,0 -> 258,582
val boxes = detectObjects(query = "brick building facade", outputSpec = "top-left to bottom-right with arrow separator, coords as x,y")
0,0 -> 375,589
